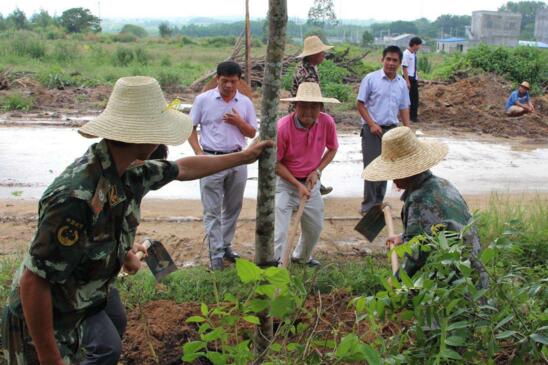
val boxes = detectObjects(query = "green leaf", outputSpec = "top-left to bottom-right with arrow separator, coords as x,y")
271,295 -> 293,318
447,321 -> 470,331
201,303 -> 209,317
495,330 -> 517,339
287,342 -> 302,352
205,351 -> 227,365
399,269 -> 413,287
182,341 -> 206,362
336,334 -> 357,358
480,247 -> 495,264
440,348 -> 463,360
245,299 -> 270,313
255,284 -> 277,299
270,343 -> 282,352
362,344 -> 382,365
494,315 -> 513,330
530,333 -> 548,345
202,328 -> 225,342
445,336 -> 466,347
235,258 -> 263,283
243,315 -> 261,325
223,293 -> 237,303
186,315 -> 206,323
264,267 -> 290,286
400,310 -> 414,321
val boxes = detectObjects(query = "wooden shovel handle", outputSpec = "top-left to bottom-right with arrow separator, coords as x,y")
383,205 -> 399,275
280,196 -> 307,268
135,239 -> 152,261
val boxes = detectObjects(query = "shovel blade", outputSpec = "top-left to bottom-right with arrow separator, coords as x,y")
144,240 -> 177,281
354,204 -> 386,242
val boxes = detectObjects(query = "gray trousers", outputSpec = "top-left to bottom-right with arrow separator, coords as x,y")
274,178 -> 323,261
361,124 -> 396,213
200,164 -> 247,260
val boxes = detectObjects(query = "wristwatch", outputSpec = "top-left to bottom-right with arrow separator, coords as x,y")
315,168 -> 322,178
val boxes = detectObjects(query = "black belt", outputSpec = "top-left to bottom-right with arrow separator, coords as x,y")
203,148 -> 241,155
381,124 -> 398,130
296,177 -> 307,183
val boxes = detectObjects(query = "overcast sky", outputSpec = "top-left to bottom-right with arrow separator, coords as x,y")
0,0 -> 529,22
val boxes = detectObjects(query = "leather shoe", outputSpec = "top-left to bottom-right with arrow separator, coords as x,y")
223,247 -> 240,262
291,257 -> 321,267
320,184 -> 333,195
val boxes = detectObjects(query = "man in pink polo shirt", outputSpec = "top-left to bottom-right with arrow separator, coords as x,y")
276,82 -> 339,266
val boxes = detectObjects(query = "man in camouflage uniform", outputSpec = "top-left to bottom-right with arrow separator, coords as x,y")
290,35 -> 334,195
362,127 -> 488,289
1,76 -> 272,365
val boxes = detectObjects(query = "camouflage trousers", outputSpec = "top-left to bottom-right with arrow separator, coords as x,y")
1,288 -> 126,365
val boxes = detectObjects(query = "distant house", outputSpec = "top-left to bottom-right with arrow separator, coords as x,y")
535,9 -> 548,43
375,33 -> 416,49
437,37 -> 468,53
468,10 -> 521,47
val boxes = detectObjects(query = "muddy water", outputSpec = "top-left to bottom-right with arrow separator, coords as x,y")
1,125 -> 547,200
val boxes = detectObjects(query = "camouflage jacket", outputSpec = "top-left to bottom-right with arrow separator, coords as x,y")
289,60 -> 320,112
399,171 -> 487,288
7,139 -> 178,358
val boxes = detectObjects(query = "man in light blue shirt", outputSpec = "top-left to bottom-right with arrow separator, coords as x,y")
189,61 -> 258,270
357,45 -> 410,215
505,81 -> 534,116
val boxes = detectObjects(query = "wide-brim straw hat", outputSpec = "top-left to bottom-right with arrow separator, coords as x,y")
520,81 -> 530,89
79,76 -> 192,145
298,35 -> 334,58
362,127 -> 448,181
280,82 -> 340,104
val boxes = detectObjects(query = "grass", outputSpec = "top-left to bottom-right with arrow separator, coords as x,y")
0,92 -> 34,111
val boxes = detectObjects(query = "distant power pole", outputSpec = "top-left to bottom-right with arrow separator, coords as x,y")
245,0 -> 252,85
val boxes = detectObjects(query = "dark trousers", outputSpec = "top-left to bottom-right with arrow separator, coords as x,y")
80,287 -> 127,365
2,288 -> 126,365
361,124 -> 396,213
409,76 -> 419,122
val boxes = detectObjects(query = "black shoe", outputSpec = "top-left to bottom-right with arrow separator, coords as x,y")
210,257 -> 224,271
320,184 -> 333,195
223,247 -> 240,262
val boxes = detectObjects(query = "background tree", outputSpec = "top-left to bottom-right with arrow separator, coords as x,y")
307,0 -> 338,28
304,27 -> 328,43
120,24 -> 148,38
30,9 -> 54,28
158,22 -> 173,38
59,7 -> 101,33
361,30 -> 374,47
389,20 -> 419,35
433,14 -> 471,37
7,8 -> 29,30
499,1 -> 547,39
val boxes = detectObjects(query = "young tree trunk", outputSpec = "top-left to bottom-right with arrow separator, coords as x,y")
245,0 -> 252,84
254,0 -> 287,361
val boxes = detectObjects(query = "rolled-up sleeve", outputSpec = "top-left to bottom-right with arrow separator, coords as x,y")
357,76 -> 370,104
399,85 -> 411,110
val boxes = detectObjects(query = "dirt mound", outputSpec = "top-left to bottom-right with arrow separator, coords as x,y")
121,291 -> 404,365
420,74 -> 548,140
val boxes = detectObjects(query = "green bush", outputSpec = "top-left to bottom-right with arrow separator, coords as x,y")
120,24 -> 148,38
51,42 -> 80,63
44,25 -> 65,40
322,82 -> 353,102
418,55 -> 432,74
204,36 -> 236,47
112,32 -> 138,43
37,67 -> 77,89
318,60 -> 348,85
8,30 -> 46,59
112,47 -> 134,67
160,55 -> 172,66
282,64 -> 295,91
1,92 -> 33,111
157,70 -> 181,88
179,35 -> 196,46
133,47 -> 151,65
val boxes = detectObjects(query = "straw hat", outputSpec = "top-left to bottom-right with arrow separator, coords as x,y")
298,36 -> 334,58
362,127 -> 448,181
280,82 -> 340,104
520,81 -> 530,89
79,76 -> 192,146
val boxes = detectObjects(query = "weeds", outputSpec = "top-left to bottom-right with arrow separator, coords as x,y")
8,30 -> 46,59
1,92 -> 33,111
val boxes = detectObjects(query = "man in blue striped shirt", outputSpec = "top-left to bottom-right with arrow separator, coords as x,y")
357,45 -> 410,215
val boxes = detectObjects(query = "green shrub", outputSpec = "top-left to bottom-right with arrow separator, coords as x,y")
120,24 -> 148,38
160,55 -> 172,66
157,70 -> 181,88
318,60 -> 348,85
1,92 -> 33,111
37,68 -> 77,89
112,32 -> 138,43
52,42 -> 80,63
133,47 -> 151,65
179,35 -> 196,46
418,55 -> 432,74
322,82 -> 353,102
282,64 -> 295,91
112,47 -> 134,67
8,30 -> 46,59
251,39 -> 263,48
204,36 -> 236,47
44,25 -> 65,40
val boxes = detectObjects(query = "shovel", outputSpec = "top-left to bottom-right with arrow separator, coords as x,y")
354,204 -> 399,274
280,196 -> 307,268
135,238 -> 177,281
